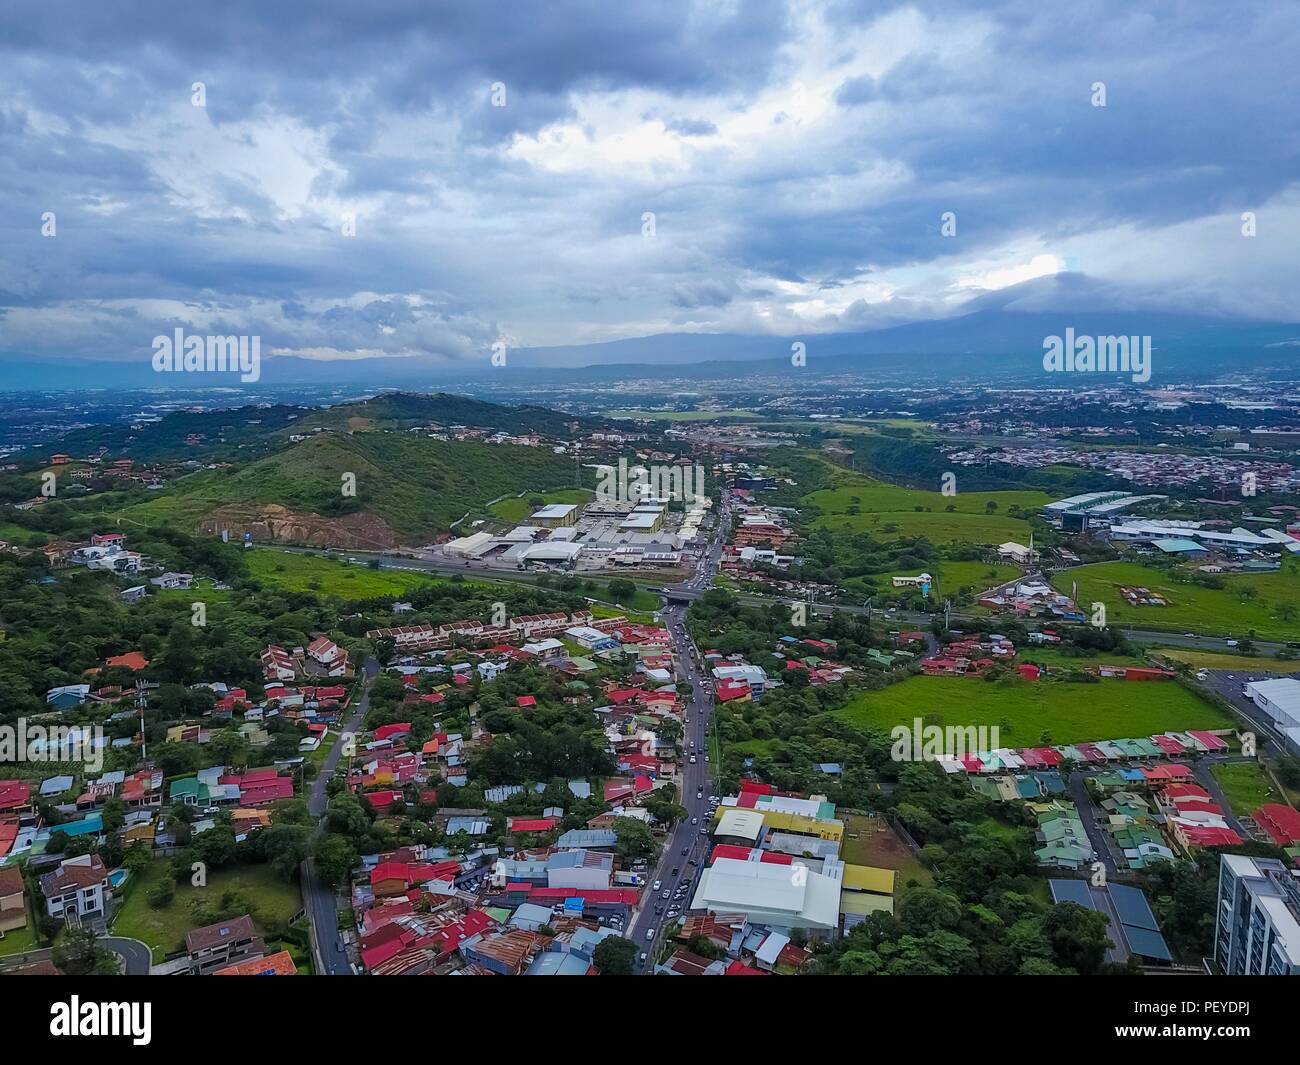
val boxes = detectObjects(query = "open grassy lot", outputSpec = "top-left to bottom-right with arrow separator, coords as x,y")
1150,648 -> 1300,673
0,916 -> 39,957
245,549 -> 451,598
835,673 -> 1233,747
1051,560 -> 1300,642
1212,762 -> 1285,817
1015,646 -> 1149,669
111,860 -> 302,963
488,488 -> 592,525
839,813 -> 931,888
803,468 -> 1049,546
874,560 -> 1020,595
606,409 -> 760,421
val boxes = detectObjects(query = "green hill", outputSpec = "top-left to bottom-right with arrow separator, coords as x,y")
119,431 -> 580,545
283,391 -> 596,438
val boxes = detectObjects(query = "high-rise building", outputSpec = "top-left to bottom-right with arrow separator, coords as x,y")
1214,854 -> 1300,975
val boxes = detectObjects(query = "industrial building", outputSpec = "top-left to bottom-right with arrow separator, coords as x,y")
1043,492 -> 1167,532
530,503 -> 578,528
1244,678 -> 1300,752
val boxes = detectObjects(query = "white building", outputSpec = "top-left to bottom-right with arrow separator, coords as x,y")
689,856 -> 842,934
1215,854 -> 1300,975
40,854 -> 111,922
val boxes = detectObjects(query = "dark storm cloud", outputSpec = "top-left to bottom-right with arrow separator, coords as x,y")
1,0 -> 1297,367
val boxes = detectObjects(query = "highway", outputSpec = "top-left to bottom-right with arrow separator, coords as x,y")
627,498 -> 730,972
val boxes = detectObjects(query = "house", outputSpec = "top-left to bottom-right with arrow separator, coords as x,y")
213,950 -> 298,976
0,866 -> 27,934
306,636 -> 350,677
186,914 -> 266,976
39,854 -> 111,923
45,684 -> 91,710
120,585 -> 148,604
150,571 -> 194,590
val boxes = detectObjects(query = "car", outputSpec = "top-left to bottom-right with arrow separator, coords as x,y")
688,859 -> 698,867
691,817 -> 698,825
681,846 -> 689,856
662,889 -> 671,899
646,929 -> 656,941
689,755 -> 697,764
696,790 -> 703,799
1225,639 -> 1239,647
639,952 -> 648,963
652,879 -> 662,891
1183,632 -> 1197,638
655,905 -> 664,915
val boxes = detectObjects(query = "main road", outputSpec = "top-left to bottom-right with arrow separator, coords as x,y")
627,497 -> 730,972
302,655 -> 381,976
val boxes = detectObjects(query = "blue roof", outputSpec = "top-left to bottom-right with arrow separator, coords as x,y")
1152,537 -> 1206,553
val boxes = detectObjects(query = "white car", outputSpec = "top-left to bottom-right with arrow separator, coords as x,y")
645,929 -> 655,941
691,817 -> 698,825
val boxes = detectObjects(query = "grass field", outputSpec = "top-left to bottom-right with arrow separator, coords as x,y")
874,560 -> 1020,595
1211,762 -> 1285,817
803,467 -> 1050,546
1051,560 -> 1300,642
488,488 -> 592,525
0,917 -> 38,957
1015,646 -> 1149,669
835,673 -> 1233,747
1153,649 -> 1300,673
111,860 -> 302,963
606,409 -> 759,421
839,813 -> 931,888
245,549 -> 452,598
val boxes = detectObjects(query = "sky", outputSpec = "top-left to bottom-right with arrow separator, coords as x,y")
1,0 -> 1298,369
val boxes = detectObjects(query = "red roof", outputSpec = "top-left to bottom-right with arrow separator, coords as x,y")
738,780 -> 774,795
1188,730 -> 1230,752
105,651 -> 149,671
0,781 -> 32,812
1016,664 -> 1041,680
709,844 -> 792,866
715,680 -> 751,701
527,887 -> 638,905
515,695 -> 537,708
724,959 -> 770,976
374,723 -> 411,741
1152,735 -> 1186,754
508,818 -> 558,834
363,790 -> 403,811
1180,825 -> 1243,847
1255,803 -> 1300,847
236,777 -> 294,805
1163,783 -> 1211,801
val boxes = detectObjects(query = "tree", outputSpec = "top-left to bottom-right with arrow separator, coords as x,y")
613,817 -> 655,862
52,927 -> 120,975
592,935 -> 638,975
316,834 -> 359,886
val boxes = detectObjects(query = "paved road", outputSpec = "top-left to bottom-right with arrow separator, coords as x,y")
1199,667 -> 1300,758
302,655 -> 381,976
102,935 -> 152,975
628,500 -> 730,972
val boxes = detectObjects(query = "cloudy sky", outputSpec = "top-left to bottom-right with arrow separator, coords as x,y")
2,0 -> 1298,368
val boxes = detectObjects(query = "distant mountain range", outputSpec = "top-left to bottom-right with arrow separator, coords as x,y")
4,305 -> 1298,389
